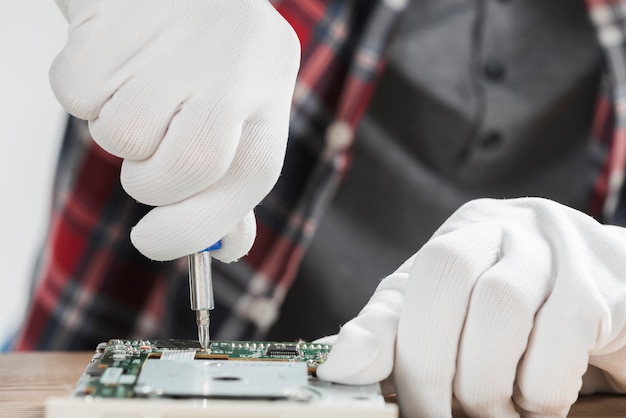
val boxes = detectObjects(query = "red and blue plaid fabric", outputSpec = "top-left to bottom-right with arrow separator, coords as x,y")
15,0 -> 626,349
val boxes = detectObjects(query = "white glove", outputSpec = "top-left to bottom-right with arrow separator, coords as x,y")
50,0 -> 300,261
317,197 -> 626,417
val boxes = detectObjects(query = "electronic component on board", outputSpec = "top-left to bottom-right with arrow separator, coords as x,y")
265,343 -> 301,359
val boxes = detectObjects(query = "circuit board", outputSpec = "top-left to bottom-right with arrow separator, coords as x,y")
47,339 -> 398,418
76,339 -> 331,398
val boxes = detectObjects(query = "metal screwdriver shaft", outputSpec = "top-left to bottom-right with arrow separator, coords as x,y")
188,249 -> 216,349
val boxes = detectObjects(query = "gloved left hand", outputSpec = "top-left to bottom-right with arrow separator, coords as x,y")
317,197 -> 626,417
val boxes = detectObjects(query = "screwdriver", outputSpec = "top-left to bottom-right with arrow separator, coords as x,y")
187,241 -> 222,350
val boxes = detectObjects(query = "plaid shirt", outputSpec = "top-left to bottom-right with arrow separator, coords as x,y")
14,0 -> 626,350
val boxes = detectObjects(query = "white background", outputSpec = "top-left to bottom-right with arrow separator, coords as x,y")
0,2 -> 66,349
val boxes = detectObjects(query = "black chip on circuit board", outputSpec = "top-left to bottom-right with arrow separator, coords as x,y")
265,344 -> 300,358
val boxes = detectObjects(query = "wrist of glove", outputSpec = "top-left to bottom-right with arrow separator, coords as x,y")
50,0 -> 300,261
317,197 -> 626,418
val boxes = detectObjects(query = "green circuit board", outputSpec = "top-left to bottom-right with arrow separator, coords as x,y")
75,339 -> 332,399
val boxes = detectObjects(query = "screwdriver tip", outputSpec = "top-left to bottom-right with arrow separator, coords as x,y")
198,323 -> 210,349
196,310 -> 210,349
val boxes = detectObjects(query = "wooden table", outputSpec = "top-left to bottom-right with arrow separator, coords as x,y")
1,352 -> 624,417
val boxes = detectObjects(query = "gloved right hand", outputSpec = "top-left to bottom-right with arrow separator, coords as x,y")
317,198 -> 626,417
50,0 -> 301,262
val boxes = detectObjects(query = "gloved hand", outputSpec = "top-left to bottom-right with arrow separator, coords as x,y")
50,0 -> 300,261
317,197 -> 626,417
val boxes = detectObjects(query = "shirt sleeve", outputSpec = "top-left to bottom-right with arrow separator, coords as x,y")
15,116 -> 179,350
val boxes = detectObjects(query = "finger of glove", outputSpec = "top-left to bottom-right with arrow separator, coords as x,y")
50,2 -> 146,121
88,76 -> 184,160
513,279 -> 602,416
120,95 -> 252,207
512,214 -> 626,414
453,246 -> 553,418
211,211 -> 256,263
129,116 -> 287,261
316,255 -> 416,385
394,224 -> 500,418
